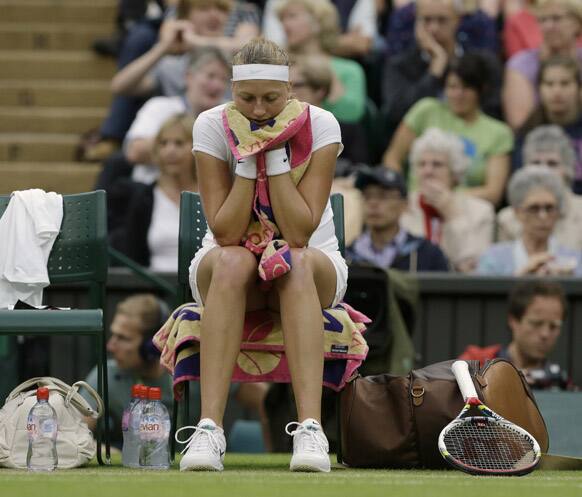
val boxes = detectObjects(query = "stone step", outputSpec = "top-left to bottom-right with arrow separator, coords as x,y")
0,80 -> 111,107
0,0 -> 116,25
0,133 -> 80,162
0,107 -> 107,133
0,162 -> 101,195
0,50 -> 116,81
0,22 -> 112,51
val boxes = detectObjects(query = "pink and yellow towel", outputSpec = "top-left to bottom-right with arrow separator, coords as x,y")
223,99 -> 312,280
153,302 -> 370,400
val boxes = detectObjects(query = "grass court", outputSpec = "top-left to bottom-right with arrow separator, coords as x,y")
1,454 -> 581,497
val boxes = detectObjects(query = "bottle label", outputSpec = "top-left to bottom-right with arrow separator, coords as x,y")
27,417 -> 56,440
140,415 -> 162,441
26,416 -> 38,441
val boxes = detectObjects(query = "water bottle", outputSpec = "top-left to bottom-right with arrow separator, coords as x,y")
138,387 -> 170,469
122,384 -> 145,468
26,387 -> 58,471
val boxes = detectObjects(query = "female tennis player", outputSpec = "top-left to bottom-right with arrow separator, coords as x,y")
178,38 -> 347,473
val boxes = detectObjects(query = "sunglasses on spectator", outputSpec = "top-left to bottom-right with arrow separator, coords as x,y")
522,203 -> 559,216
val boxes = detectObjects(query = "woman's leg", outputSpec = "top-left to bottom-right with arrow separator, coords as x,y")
196,246 -> 266,427
272,248 -> 337,423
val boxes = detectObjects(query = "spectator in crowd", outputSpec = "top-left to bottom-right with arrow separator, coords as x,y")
96,46 -> 229,233
92,0 -> 170,59
399,128 -> 494,272
111,114 -> 198,271
110,0 -> 258,99
381,0 -> 503,132
85,0 -> 258,162
84,0 -> 175,161
384,0 -> 499,58
499,126 -> 582,251
289,55 -> 369,165
514,56 -> 582,193
98,47 -> 230,192
123,47 -> 229,183
347,166 -> 449,271
503,0 -> 582,131
82,294 -> 270,447
289,55 -> 366,246
263,0 -> 380,59
504,0 -> 582,58
383,52 -> 512,206
460,280 -> 571,390
477,167 -> 582,276
276,0 -> 367,123
82,294 -> 174,445
504,0 -> 546,58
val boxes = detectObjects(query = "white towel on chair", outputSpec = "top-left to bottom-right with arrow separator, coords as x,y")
0,189 -> 63,308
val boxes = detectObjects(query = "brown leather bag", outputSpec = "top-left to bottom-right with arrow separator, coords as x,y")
338,359 -> 549,468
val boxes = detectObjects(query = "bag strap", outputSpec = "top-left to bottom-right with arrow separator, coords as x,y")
6,376 -> 103,419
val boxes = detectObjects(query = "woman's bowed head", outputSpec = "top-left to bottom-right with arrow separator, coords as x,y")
176,37 -> 360,474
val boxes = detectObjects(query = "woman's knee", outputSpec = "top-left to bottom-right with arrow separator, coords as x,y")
211,247 -> 258,288
275,248 -> 316,290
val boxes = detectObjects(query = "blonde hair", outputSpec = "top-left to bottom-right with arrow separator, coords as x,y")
177,0 -> 233,19
232,37 -> 289,66
116,294 -> 165,337
277,0 -> 340,53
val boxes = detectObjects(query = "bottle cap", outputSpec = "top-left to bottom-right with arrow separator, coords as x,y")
148,387 -> 161,400
131,384 -> 143,398
37,387 -> 49,400
138,385 -> 149,399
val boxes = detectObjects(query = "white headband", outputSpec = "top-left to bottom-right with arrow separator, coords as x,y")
232,64 -> 289,82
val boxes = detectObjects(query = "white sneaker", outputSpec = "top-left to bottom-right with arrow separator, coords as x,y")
176,418 -> 226,471
285,418 -> 331,472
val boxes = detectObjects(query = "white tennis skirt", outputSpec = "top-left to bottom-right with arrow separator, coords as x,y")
188,243 -> 348,308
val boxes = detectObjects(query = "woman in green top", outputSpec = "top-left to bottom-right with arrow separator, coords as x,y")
276,0 -> 366,123
383,52 -> 513,207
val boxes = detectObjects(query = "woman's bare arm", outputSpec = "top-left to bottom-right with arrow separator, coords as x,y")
502,68 -> 535,131
195,151 -> 255,246
268,143 -> 339,248
464,153 -> 510,207
110,20 -> 191,96
382,122 -> 417,171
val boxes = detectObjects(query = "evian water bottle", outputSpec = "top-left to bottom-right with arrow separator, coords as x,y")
26,387 -> 58,471
138,387 -> 170,469
122,384 -> 146,468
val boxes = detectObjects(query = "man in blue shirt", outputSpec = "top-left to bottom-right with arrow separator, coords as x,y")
347,166 -> 449,272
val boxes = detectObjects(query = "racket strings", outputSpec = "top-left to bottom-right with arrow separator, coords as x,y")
444,420 -> 537,471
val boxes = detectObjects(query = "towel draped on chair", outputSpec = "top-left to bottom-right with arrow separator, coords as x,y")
153,302 -> 370,399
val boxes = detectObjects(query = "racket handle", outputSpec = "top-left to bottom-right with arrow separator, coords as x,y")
452,360 -> 479,401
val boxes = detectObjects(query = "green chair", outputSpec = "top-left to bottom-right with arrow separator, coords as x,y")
0,190 -> 110,464
170,191 -> 345,457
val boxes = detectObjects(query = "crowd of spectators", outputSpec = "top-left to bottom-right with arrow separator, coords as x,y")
86,0 -> 582,279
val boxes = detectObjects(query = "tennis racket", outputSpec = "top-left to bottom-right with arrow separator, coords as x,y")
438,360 -> 541,476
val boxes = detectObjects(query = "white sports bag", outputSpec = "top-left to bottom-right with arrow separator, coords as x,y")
0,377 -> 103,468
